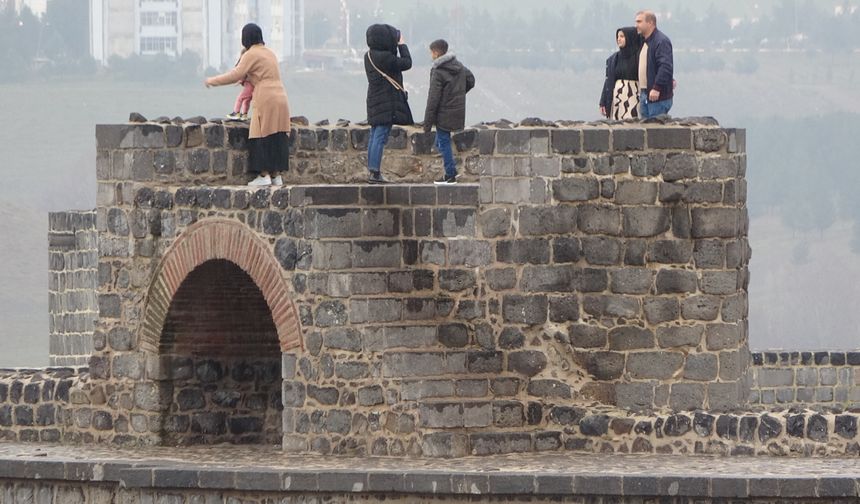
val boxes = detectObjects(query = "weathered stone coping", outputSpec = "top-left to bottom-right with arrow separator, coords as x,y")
0,443 -> 858,498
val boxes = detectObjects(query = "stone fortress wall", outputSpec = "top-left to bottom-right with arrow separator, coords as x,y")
1,119 -> 859,458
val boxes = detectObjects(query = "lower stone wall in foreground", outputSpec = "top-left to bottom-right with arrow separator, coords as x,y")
5,365 -> 860,456
281,369 -> 860,457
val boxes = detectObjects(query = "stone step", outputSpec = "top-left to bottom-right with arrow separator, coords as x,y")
0,442 -> 855,500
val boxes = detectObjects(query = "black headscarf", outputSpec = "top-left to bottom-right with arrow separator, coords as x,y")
242,23 -> 264,50
613,27 -> 641,81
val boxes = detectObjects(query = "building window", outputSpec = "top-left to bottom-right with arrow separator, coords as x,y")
140,11 -> 178,26
140,37 -> 178,54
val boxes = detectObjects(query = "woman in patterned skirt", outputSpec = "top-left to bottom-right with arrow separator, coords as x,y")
599,27 -> 643,120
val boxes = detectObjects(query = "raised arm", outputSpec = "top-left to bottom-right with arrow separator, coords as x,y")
394,44 -> 412,72
206,52 -> 253,87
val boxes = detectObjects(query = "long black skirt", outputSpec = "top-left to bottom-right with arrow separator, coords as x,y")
248,132 -> 290,174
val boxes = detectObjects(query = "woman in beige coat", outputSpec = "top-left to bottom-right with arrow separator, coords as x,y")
206,23 -> 291,187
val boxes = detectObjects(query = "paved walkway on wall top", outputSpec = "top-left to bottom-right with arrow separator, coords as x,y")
1,442 -> 860,499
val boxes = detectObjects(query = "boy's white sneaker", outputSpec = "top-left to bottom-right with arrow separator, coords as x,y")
272,175 -> 284,186
248,175 -> 272,187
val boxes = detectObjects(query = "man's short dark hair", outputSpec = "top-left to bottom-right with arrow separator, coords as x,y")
430,39 -> 449,55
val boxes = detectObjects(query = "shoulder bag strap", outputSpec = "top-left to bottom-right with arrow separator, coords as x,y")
367,53 -> 405,92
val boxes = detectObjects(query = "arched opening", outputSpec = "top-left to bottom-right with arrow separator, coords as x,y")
138,218 -> 302,356
160,259 -> 282,445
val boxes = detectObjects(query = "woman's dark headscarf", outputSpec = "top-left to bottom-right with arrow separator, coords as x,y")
613,27 -> 642,81
242,23 -> 264,49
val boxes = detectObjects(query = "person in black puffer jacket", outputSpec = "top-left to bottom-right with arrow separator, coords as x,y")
423,39 -> 475,184
364,24 -> 413,184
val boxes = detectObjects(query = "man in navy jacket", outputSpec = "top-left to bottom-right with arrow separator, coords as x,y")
635,11 -> 674,118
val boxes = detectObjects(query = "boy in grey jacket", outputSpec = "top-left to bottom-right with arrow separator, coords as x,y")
423,39 -> 475,184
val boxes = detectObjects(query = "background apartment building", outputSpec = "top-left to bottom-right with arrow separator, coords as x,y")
7,0 -> 47,15
89,0 -> 305,69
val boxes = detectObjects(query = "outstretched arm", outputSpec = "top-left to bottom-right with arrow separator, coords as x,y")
206,53 -> 253,87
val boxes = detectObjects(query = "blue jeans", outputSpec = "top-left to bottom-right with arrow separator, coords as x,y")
367,124 -> 392,173
639,91 -> 673,118
435,129 -> 457,178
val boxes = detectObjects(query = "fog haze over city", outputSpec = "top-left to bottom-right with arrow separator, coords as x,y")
1,0 -> 860,366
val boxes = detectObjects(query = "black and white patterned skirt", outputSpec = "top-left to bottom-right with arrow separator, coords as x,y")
611,79 -> 640,120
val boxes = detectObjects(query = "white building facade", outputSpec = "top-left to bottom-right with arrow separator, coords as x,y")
9,0 -> 47,16
89,0 -> 305,69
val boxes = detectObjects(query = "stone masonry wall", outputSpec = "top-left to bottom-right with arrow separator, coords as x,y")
749,351 -> 860,407
0,368 -> 83,443
16,118 -> 860,459
6,363 -> 860,456
48,211 -> 98,366
22,117 -> 860,458
270,121 -> 753,456
83,118 -> 754,456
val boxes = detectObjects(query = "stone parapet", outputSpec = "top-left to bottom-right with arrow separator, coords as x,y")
93,119 -> 747,186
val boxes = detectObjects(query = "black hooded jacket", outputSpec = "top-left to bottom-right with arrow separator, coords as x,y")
423,53 -> 476,132
600,27 -> 643,114
364,24 -> 413,126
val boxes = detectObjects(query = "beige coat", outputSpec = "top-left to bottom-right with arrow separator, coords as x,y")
210,44 -> 291,138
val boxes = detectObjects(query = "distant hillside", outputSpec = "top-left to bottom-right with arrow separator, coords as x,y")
0,203 -> 48,367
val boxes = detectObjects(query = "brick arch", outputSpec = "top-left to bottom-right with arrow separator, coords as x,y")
139,218 -> 301,354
